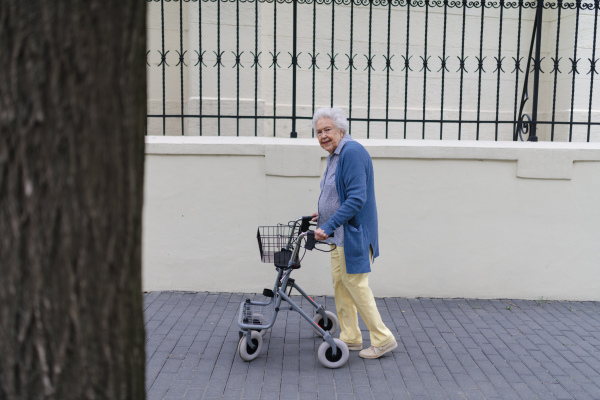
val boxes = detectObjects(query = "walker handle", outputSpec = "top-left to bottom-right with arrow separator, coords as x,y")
304,231 -> 334,251
300,216 -> 313,233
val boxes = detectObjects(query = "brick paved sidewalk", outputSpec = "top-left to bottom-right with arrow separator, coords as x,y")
144,292 -> 600,400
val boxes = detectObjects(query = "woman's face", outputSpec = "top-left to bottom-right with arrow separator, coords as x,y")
316,117 -> 344,154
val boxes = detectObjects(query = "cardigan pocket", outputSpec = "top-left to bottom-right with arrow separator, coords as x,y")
344,224 -> 371,274
345,224 -> 364,254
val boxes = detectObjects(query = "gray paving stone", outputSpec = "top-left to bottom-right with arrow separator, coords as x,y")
518,373 -> 553,396
440,378 -> 466,399
354,391 -> 374,400
144,292 -> 600,400
147,387 -> 169,400
474,381 -> 500,398
397,364 -> 420,380
464,366 -> 488,383
580,383 -> 600,398
431,365 -> 453,382
390,388 -> 411,399
555,375 -> 586,394
165,380 -> 190,398
546,383 -> 574,400
189,372 -> 211,389
259,391 -> 280,400
453,373 -> 478,391
316,384 -> 335,397
242,383 -> 262,398
496,366 -> 525,384
403,379 -> 428,397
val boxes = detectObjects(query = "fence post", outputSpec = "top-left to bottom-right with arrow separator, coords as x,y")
529,0 -> 543,142
290,0 -> 298,138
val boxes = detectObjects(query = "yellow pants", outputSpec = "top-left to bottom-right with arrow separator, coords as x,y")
330,245 -> 395,348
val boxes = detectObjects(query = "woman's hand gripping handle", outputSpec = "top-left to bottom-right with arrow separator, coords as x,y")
309,212 -> 329,241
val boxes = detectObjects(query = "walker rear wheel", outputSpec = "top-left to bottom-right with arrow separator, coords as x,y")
238,331 -> 263,362
312,311 -> 339,336
317,339 -> 349,369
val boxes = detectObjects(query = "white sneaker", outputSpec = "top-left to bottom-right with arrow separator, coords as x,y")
358,339 -> 397,359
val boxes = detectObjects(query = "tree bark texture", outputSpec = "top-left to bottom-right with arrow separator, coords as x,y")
0,1 -> 146,399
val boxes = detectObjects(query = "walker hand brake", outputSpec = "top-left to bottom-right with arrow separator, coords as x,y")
305,232 -> 317,250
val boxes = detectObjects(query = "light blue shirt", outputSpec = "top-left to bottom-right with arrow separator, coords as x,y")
317,134 -> 353,246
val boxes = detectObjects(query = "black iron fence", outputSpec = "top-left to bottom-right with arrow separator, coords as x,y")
146,0 -> 600,141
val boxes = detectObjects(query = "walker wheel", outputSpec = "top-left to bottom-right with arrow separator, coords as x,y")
238,331 -> 263,362
317,339 -> 349,369
312,310 -> 339,336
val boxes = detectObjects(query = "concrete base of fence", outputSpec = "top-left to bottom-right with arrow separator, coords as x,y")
143,136 -> 600,301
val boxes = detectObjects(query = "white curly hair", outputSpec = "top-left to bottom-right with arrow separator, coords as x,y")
312,107 -> 349,136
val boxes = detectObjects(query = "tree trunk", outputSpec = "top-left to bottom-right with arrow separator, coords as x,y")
0,1 -> 146,399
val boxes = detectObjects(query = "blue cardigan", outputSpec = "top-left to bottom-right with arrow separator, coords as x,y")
320,140 -> 379,273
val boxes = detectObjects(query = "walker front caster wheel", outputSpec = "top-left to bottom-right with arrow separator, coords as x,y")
312,310 -> 339,336
317,339 -> 349,369
238,331 -> 263,362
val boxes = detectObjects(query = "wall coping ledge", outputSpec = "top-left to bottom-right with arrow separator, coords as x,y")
146,136 -> 600,179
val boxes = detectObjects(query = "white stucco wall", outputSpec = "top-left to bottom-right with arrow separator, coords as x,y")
143,136 -> 600,300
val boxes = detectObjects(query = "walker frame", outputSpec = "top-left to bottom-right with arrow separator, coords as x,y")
237,216 -> 349,368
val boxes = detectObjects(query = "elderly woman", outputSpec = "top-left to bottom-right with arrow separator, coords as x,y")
311,107 -> 397,359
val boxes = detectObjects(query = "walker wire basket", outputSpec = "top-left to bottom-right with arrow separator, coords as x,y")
257,224 -> 298,267
241,298 -> 274,327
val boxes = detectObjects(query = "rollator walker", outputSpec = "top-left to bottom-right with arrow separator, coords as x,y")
237,216 -> 349,368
